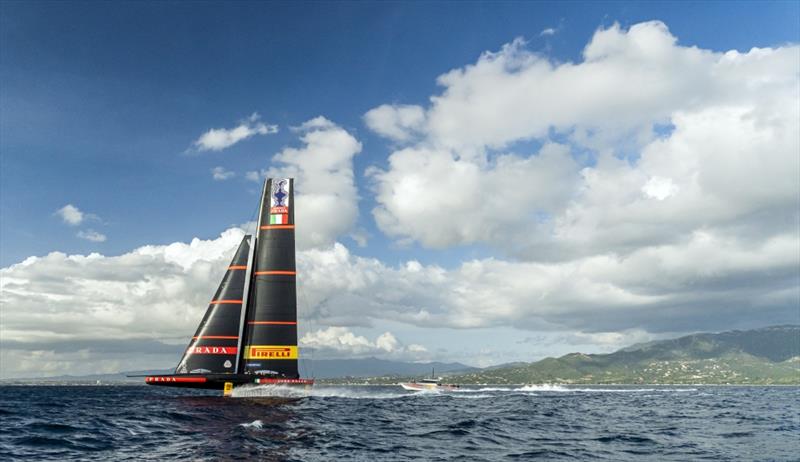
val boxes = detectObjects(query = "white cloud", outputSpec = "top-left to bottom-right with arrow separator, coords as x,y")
192,113 -> 278,152
1,228 -> 246,348
300,327 -> 426,359
363,104 -> 426,142
2,225 -> 795,377
56,204 -> 84,226
265,116 -> 362,249
540,27 -> 556,36
244,170 -> 262,182
77,229 -> 107,242
369,143 -> 579,248
364,21 -> 799,263
211,166 -> 235,181
642,176 -> 678,200
296,236 -> 797,334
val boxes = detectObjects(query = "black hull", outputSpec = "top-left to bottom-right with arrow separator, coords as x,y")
145,374 -> 314,390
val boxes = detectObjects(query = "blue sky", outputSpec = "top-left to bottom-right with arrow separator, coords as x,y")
1,1 -> 798,377
3,1 -> 797,266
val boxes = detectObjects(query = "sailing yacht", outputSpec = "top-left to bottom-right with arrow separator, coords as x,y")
145,178 -> 313,395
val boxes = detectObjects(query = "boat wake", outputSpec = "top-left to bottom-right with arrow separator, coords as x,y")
230,385 -> 410,400
438,384 -> 699,394
229,384 -> 699,399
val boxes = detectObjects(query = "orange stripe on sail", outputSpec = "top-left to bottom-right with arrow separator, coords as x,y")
192,336 -> 239,339
210,300 -> 243,304
248,321 -> 297,325
254,271 -> 296,275
228,265 -> 247,270
260,225 -> 295,230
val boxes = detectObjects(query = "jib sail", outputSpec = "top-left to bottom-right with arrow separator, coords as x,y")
175,235 -> 250,375
238,178 -> 299,379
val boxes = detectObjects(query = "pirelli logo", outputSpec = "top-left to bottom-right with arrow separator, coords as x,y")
243,345 -> 298,360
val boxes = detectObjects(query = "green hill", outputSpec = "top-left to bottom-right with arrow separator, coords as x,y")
450,325 -> 799,385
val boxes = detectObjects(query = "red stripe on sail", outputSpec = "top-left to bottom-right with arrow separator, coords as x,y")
248,321 -> 297,325
228,265 -> 247,270
210,300 -> 243,304
192,336 -> 239,339
260,225 -> 295,230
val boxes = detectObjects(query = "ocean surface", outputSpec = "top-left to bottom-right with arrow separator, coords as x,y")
0,384 -> 798,461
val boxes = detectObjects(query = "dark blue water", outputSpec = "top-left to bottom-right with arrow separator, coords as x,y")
1,384 -> 798,461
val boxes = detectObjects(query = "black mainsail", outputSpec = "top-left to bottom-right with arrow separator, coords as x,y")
239,178 -> 299,378
145,178 -> 313,393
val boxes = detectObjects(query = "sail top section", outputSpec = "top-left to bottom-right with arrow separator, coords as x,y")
265,178 -> 293,226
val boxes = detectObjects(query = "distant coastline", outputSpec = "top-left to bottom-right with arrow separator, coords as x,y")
4,325 -> 797,386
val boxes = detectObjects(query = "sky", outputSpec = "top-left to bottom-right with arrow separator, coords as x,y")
1,1 -> 798,378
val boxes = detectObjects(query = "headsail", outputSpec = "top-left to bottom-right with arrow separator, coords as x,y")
175,235 -> 250,375
239,178 -> 299,379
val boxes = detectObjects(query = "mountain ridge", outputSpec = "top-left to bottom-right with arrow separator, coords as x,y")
444,325 -> 800,385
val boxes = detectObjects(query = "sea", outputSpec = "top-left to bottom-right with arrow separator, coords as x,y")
0,384 -> 798,461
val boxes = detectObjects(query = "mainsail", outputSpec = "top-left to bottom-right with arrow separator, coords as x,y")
239,178 -> 299,378
145,177 -> 312,393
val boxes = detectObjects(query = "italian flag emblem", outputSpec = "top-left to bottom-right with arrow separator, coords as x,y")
270,214 -> 288,224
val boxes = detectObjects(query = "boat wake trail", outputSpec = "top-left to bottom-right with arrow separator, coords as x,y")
229,384 -> 700,399
230,385 -> 410,400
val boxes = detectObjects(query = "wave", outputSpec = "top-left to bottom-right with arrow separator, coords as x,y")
515,384 -> 570,392
453,387 -> 514,392
239,419 -> 263,429
514,385 -> 698,393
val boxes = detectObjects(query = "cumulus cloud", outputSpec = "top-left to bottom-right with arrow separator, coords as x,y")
241,117 -> 362,248
0,228 -> 246,377
296,238 -> 797,334
192,113 -> 278,152
77,229 -> 107,242
369,142 -> 579,248
2,224 -> 796,377
2,228 -> 246,341
244,170 -> 262,182
264,116 -> 362,249
55,204 -> 90,226
300,327 -> 427,360
363,104 -> 426,142
365,21 -> 799,263
210,166 -> 235,181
